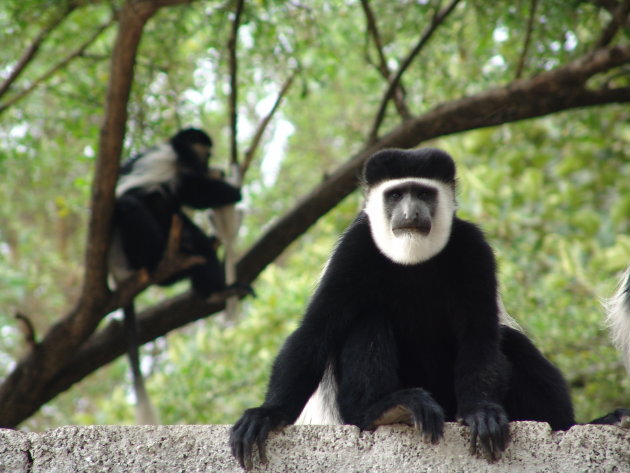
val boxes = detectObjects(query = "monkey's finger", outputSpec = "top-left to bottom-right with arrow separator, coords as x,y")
231,440 -> 244,468
241,422 -> 262,471
422,410 -> 444,444
229,423 -> 246,468
256,420 -> 272,464
468,417 -> 479,456
484,411 -> 509,460
477,415 -> 496,461
481,414 -> 509,462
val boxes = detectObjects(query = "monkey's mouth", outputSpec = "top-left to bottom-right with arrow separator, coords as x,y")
392,224 -> 431,236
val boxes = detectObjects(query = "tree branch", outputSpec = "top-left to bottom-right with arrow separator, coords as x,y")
514,0 -> 539,80
15,313 -> 38,350
12,45 -> 629,427
595,0 -> 630,48
0,4 -> 76,100
240,70 -> 297,179
0,18 -> 115,114
368,0 -> 462,143
360,0 -> 411,120
237,44 -> 630,284
0,0 -> 162,429
228,0 -> 245,166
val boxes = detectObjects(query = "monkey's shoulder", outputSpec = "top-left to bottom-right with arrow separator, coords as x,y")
441,217 -> 497,280
332,213 -> 379,259
448,217 -> 493,253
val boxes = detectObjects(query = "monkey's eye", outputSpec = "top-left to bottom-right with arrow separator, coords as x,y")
387,191 -> 402,201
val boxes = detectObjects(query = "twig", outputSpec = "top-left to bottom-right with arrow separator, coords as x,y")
240,70 -> 297,179
595,0 -> 630,49
0,5 -> 76,99
360,0 -> 411,120
15,313 -> 38,350
514,0 -> 539,80
368,0 -> 462,143
227,0 -> 245,166
0,18 -> 114,114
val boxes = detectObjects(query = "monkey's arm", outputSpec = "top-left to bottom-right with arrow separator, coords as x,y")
229,223 -> 364,470
450,220 -> 510,461
179,174 -> 242,209
229,298 -> 341,470
454,316 -> 510,461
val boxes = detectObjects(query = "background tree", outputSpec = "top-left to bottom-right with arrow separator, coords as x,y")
0,0 -> 629,429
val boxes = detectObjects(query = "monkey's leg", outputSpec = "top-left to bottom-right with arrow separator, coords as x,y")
336,317 -> 445,443
116,194 -> 167,272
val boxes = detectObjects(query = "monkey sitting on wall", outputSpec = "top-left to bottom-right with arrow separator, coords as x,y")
230,147 -> 630,470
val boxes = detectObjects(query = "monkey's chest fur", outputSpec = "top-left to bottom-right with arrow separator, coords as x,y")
370,264 -> 459,416
330,215 -> 488,420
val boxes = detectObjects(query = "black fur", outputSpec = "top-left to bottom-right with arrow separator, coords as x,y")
230,148 -> 627,470
363,147 -> 455,186
112,128 -> 241,297
111,128 -> 241,424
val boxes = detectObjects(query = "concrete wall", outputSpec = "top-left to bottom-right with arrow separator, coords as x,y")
0,422 -> 628,473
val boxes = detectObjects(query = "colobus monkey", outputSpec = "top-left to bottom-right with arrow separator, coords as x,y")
607,267 -> 630,374
230,148 -> 629,469
109,128 -> 241,424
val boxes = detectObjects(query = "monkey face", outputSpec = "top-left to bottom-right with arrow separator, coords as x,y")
385,183 -> 438,237
191,143 -> 212,165
365,177 -> 455,265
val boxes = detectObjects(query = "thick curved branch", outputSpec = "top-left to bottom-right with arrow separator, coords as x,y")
368,0 -> 462,142
0,0 -> 161,429
44,290 -> 234,406
82,1 -> 161,303
20,46 -> 630,425
238,44 -> 630,284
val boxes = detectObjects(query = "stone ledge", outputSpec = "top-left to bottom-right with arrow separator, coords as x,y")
0,422 -> 628,473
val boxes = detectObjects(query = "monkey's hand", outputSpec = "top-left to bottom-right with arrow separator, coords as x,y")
363,388 -> 445,444
589,407 -> 630,427
230,406 -> 289,470
207,167 -> 226,179
459,402 -> 510,462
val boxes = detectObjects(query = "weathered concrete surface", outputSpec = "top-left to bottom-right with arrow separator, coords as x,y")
0,422 -> 628,473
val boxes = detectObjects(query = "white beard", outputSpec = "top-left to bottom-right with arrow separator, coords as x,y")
364,178 -> 456,265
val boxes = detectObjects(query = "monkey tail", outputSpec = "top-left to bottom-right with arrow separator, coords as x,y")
605,266 -> 630,375
123,303 -> 160,425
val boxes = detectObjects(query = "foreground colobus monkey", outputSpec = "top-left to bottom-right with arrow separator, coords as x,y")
230,148 -> 629,469
109,128 -> 241,424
